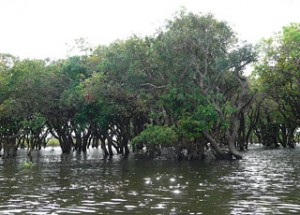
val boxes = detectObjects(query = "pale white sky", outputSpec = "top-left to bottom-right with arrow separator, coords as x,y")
0,0 -> 299,59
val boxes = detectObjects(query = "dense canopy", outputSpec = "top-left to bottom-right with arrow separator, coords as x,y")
0,11 -> 299,160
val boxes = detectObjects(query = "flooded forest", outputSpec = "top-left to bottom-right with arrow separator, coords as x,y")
1,12 -> 299,160
0,11 -> 300,214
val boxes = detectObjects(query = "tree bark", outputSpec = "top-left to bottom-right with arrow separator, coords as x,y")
226,113 -> 243,159
238,112 -> 246,151
2,138 -> 17,159
201,130 -> 231,159
106,133 -> 114,157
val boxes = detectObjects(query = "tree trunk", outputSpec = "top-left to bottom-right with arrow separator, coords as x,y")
49,123 -> 73,154
2,138 -> 17,159
228,138 -> 243,159
201,130 -> 231,159
238,112 -> 246,151
287,125 -> 296,148
59,137 -> 72,153
280,124 -> 287,148
225,112 -> 243,159
107,134 -> 114,157
99,134 -> 109,156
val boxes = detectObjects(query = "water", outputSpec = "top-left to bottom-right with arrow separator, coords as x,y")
0,145 -> 300,214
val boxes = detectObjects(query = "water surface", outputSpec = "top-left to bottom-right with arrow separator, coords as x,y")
0,145 -> 300,214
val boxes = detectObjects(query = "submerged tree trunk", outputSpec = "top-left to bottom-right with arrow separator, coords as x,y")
238,112 -> 246,151
287,125 -> 296,148
226,113 -> 243,160
59,135 -> 73,154
107,133 -> 114,157
120,120 -> 130,156
48,121 -> 73,154
186,140 -> 205,160
227,136 -> 243,160
201,130 -> 231,160
2,138 -> 17,159
99,133 -> 109,156
280,124 -> 288,148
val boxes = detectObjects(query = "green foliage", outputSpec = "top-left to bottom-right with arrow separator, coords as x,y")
254,23 -> 300,124
282,23 -> 300,57
20,115 -> 46,132
47,138 -> 60,146
132,125 -> 178,147
1,10 -> 293,159
195,105 -> 218,129
177,103 -> 218,138
178,117 -> 203,138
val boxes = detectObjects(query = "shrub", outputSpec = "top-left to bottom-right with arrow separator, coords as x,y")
132,125 -> 178,150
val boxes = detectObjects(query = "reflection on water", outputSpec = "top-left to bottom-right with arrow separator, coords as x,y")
222,148 -> 300,214
0,145 -> 300,214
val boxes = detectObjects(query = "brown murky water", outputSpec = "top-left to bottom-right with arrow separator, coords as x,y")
0,144 -> 300,214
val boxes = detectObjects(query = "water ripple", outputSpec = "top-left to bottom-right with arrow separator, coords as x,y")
1,145 -> 300,214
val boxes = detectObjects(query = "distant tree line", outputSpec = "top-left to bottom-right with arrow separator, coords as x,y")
0,11 -> 299,160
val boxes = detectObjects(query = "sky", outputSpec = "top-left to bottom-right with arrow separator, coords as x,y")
0,0 -> 299,59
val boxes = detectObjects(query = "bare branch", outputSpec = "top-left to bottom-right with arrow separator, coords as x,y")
140,83 -> 169,90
